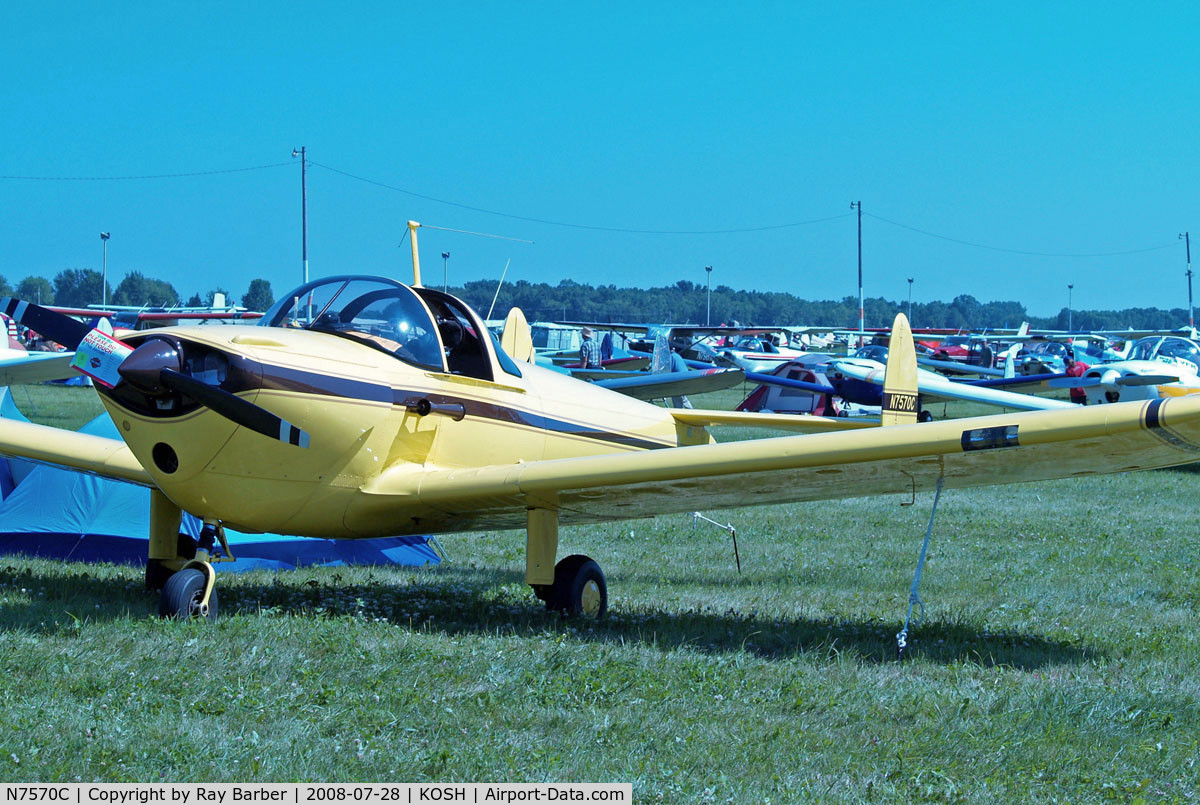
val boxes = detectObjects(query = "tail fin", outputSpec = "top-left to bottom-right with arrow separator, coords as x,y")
500,307 -> 535,363
880,312 -> 919,426
651,333 -> 672,374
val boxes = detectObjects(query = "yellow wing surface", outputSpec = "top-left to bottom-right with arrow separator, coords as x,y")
393,396 -> 1200,529
0,417 -> 152,485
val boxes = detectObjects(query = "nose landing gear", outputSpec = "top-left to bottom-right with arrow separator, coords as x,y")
152,518 -> 231,621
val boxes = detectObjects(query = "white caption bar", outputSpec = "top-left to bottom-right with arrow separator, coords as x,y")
0,783 -> 632,805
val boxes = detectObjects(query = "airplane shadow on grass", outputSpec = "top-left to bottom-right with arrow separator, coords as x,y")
0,562 -> 1095,670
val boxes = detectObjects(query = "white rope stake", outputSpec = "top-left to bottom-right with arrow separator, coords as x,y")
897,475 -> 944,659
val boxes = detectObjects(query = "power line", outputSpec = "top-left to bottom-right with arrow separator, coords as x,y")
0,162 -> 295,181
311,160 -> 853,235
866,212 -> 1179,258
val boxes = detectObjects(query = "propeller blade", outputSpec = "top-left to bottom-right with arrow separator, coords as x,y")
1117,374 -> 1180,386
1047,377 -> 1094,388
160,369 -> 310,447
0,297 -> 95,350
2,297 -> 310,448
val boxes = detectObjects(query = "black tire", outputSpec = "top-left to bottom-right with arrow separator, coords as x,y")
917,409 -> 933,423
549,554 -> 607,618
158,568 -> 218,621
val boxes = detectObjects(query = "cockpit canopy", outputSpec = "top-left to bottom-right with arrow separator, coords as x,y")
852,344 -> 889,363
262,276 -> 526,381
262,276 -> 446,370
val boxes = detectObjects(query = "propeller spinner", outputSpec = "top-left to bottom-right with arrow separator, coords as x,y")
0,297 -> 310,448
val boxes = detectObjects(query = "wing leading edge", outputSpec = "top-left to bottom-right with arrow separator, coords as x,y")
392,396 -> 1200,529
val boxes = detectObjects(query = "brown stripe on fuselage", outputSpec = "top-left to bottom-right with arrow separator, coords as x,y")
247,358 -> 674,452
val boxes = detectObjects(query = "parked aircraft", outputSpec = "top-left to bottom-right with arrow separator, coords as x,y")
1049,336 -> 1200,405
2,234 -> 1198,628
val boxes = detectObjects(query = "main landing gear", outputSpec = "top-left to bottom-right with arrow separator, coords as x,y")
526,506 -> 607,619
533,554 -> 608,618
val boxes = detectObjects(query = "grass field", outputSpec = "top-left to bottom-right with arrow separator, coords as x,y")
1,385 -> 1198,800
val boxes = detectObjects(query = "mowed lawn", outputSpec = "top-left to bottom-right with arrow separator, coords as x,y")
0,386 -> 1198,800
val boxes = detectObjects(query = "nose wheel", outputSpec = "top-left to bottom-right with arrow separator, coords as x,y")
541,554 -> 607,618
158,566 -> 219,621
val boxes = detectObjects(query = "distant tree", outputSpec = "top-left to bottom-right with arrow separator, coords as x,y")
17,276 -> 54,305
0,275 -> 11,296
111,271 -> 180,307
53,268 -> 109,308
184,292 -> 203,307
241,278 -> 275,312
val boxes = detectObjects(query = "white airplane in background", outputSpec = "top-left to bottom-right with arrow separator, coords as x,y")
0,313 -> 78,385
1051,336 -> 1200,405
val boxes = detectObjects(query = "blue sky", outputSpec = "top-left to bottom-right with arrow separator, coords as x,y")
2,2 -> 1197,318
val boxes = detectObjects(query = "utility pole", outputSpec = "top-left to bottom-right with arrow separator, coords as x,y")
1182,232 -> 1193,329
442,251 -> 450,293
292,147 -> 308,284
705,265 -> 713,326
907,277 -> 914,323
100,232 -> 110,307
850,201 -> 863,341
1068,283 -> 1074,332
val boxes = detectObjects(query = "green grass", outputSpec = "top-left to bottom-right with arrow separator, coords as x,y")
1,386 -> 1198,799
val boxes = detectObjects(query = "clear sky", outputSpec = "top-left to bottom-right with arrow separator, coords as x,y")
2,2 -> 1198,318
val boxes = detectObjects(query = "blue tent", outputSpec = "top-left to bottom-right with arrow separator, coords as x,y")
0,389 -> 440,572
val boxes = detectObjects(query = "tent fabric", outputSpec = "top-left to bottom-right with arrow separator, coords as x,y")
0,532 -> 440,573
0,388 -> 440,571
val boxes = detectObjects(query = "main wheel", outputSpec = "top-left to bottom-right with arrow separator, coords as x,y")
158,568 -> 218,621
548,554 -> 607,618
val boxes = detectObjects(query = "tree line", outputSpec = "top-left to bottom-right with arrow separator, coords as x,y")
457,278 -> 1192,332
0,269 -> 276,312
1,269 -> 1191,332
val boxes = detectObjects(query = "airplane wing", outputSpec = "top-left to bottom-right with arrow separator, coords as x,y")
0,351 -> 78,385
834,360 -> 1075,411
594,367 -> 746,400
396,396 -> 1200,528
917,355 -> 1005,377
0,417 -> 152,485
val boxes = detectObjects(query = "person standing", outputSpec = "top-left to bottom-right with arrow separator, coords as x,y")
1064,356 -> 1090,404
579,327 -> 602,369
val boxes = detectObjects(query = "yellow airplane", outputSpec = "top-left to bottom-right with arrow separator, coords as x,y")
2,223 -> 1200,624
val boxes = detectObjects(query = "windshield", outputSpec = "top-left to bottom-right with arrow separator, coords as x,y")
1157,337 -> 1200,370
261,277 -> 444,371
1023,341 -> 1067,358
1128,337 -> 1160,361
852,345 -> 889,362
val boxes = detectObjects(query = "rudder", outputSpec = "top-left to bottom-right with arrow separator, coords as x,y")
880,313 -> 919,426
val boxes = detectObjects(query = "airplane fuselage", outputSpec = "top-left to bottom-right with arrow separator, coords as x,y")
99,325 -> 712,538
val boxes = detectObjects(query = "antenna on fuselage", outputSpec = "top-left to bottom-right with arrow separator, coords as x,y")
407,221 -> 423,287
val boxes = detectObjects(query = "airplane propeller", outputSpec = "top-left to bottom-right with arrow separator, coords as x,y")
0,297 -> 310,448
